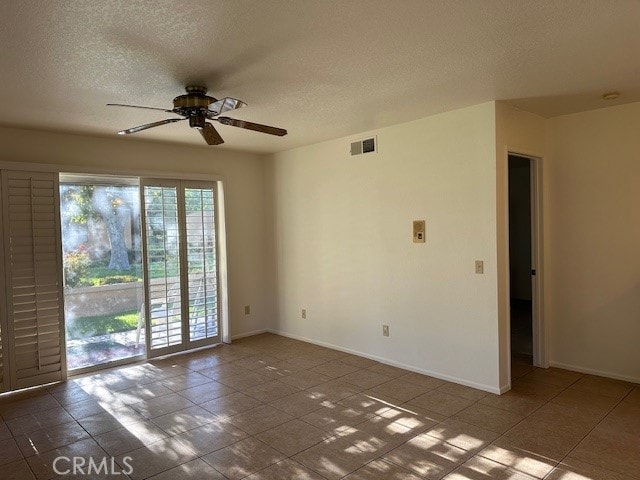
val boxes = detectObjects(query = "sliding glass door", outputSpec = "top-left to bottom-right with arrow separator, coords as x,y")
141,180 -> 220,357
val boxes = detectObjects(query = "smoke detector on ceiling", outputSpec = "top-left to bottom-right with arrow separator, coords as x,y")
350,136 -> 377,156
601,92 -> 620,100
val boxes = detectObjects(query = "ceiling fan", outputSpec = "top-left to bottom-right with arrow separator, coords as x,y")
107,86 -> 287,145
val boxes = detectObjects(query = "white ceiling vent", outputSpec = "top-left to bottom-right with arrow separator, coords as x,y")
350,136 -> 377,156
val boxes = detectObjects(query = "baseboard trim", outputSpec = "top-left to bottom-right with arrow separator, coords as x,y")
231,329 -> 268,341
549,360 -> 640,384
267,329 -> 502,394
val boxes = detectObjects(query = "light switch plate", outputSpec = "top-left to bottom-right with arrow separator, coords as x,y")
475,260 -> 484,274
413,220 -> 425,243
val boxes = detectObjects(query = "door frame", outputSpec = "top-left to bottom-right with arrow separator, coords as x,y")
140,178 -> 223,359
506,151 -> 547,370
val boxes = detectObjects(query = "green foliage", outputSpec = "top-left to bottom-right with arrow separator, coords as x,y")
60,185 -> 96,225
89,275 -> 140,286
64,248 -> 91,287
66,310 -> 139,340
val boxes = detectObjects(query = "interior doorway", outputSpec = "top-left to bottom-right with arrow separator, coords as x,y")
508,153 -> 545,374
508,155 -> 533,367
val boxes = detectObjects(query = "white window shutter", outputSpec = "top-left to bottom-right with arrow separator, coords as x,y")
1,170 -> 66,390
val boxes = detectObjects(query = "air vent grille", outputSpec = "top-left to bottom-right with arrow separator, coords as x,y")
350,136 -> 377,156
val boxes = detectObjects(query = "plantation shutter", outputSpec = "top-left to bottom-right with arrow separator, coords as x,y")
1,170 -> 65,390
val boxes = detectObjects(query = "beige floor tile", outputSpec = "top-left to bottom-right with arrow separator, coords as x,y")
256,419 -> 329,456
511,363 -> 536,380
199,362 -> 250,380
293,437 -> 377,480
175,381 -> 236,404
228,404 -> 295,434
244,458 -> 325,480
114,384 -> 174,405
0,394 -> 60,420
401,373 -> 447,390
301,402 -> 372,434
242,380 -> 302,403
151,405 -> 216,435
338,393 -> 397,416
115,437 -> 197,480
383,432 -> 472,478
444,455 -> 538,480
310,361 -> 361,379
77,408 -> 146,437
478,439 -> 558,479
340,355 -> 379,369
453,402 -> 524,434
521,367 -> 583,388
217,371 -> 271,391
407,390 -> 475,417
171,419 -> 247,456
547,457 -> 638,480
344,458 -> 423,480
0,421 -> 11,441
501,418 -> 587,461
200,391 -> 264,419
0,437 -> 23,466
26,438 -> 111,480
266,360 -> 308,376
147,458 -> 226,480
509,378 -> 565,402
342,416 -> 418,456
279,370 -> 332,389
16,421 -> 89,458
568,421 -> 640,479
551,388 -> 619,415
234,354 -> 280,370
340,369 -> 393,389
201,437 -> 285,480
0,459 -> 36,480
270,390 -> 330,417
370,378 -> 431,402
436,382 -> 489,401
479,392 -> 543,416
424,419 -> 500,453
6,406 -> 75,436
285,354 -> 332,370
48,384 -> 96,407
378,402 -> 446,431
569,375 -> 634,400
525,402 -> 603,434
94,420 -> 169,456
366,363 -> 409,378
160,372 -> 217,392
131,393 -> 197,419
306,380 -> 361,402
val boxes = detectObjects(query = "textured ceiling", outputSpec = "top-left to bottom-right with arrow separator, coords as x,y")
1,0 -> 639,153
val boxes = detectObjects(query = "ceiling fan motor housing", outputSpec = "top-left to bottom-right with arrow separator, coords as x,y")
173,86 -> 216,118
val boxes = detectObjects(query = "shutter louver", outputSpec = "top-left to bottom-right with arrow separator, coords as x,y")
2,171 -> 65,390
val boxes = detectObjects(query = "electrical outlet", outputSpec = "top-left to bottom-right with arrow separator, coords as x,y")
382,325 -> 389,337
475,260 -> 484,274
244,305 -> 250,315
301,309 -> 307,319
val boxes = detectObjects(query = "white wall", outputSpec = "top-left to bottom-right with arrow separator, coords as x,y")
0,127 -> 275,339
269,103 -> 502,392
544,103 -> 640,382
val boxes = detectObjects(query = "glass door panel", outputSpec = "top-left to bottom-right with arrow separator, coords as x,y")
184,187 -> 219,342
142,185 -> 183,351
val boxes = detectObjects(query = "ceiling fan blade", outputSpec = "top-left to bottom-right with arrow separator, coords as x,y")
207,97 -> 247,117
216,117 -> 287,136
200,122 -> 224,145
117,118 -> 185,135
107,103 -> 175,113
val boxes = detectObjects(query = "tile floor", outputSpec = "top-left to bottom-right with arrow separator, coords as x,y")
0,333 -> 638,480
